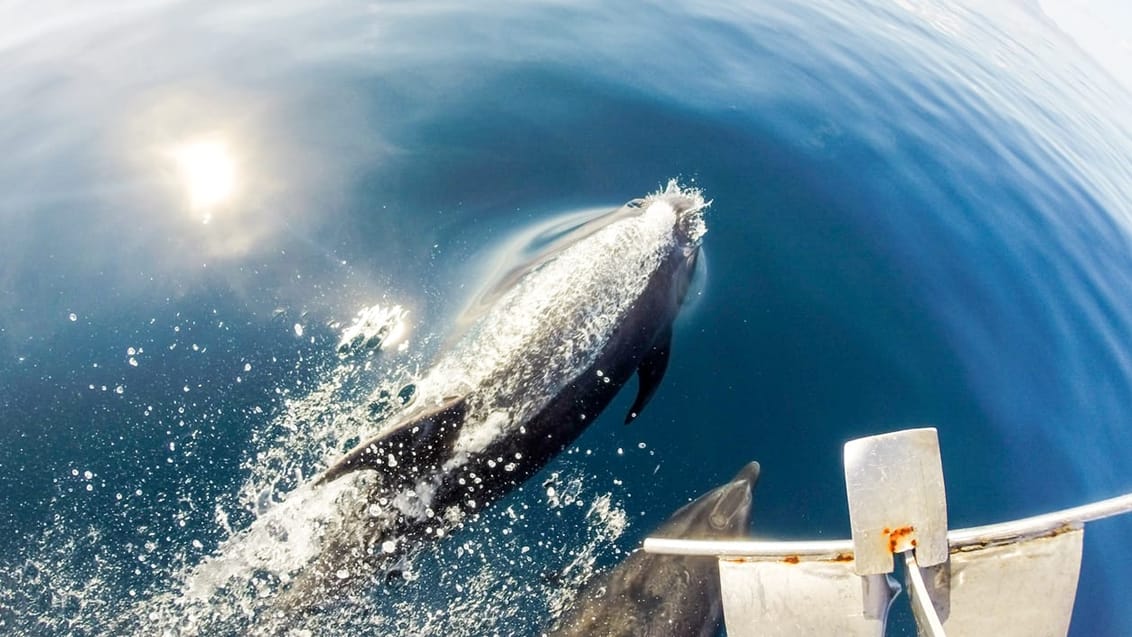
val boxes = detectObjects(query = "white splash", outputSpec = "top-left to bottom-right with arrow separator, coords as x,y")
337,304 -> 410,356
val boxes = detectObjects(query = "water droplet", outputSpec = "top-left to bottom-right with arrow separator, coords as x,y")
68,313 -> 77,322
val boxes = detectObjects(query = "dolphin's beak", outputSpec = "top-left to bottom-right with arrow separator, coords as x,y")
733,460 -> 761,488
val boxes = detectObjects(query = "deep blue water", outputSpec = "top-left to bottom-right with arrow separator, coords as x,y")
3,0 -> 1132,634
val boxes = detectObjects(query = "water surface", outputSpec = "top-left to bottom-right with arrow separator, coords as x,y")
2,0 -> 1132,634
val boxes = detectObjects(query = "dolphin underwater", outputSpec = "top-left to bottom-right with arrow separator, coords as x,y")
277,181 -> 710,608
545,461 -> 759,637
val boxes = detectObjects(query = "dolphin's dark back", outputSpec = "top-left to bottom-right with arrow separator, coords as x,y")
547,461 -> 760,637
258,183 -> 708,618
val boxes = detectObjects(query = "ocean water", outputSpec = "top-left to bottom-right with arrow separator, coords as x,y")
2,0 -> 1132,635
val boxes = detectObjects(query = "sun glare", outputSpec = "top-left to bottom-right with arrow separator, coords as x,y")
170,138 -> 238,220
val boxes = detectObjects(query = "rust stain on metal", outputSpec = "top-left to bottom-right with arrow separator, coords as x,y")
833,552 -> 854,562
953,523 -> 1082,554
783,555 -> 800,564
886,525 -> 915,553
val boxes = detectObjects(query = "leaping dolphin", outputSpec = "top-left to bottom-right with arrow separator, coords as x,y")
546,461 -> 759,637
279,181 -> 709,609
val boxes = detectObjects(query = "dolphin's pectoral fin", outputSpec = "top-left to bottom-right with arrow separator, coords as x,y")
315,395 -> 468,486
624,328 -> 672,424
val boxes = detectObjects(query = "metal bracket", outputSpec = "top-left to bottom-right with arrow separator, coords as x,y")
844,428 -> 949,575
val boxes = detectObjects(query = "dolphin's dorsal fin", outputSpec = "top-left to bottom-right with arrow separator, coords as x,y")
624,328 -> 672,424
315,395 -> 468,486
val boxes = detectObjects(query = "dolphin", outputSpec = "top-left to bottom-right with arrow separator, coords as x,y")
276,181 -> 710,609
546,461 -> 760,637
